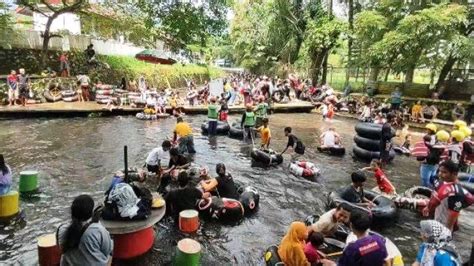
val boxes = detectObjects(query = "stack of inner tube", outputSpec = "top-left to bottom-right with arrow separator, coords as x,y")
327,188 -> 398,226
353,123 -> 395,161
127,92 -> 144,105
62,90 -> 78,102
200,121 -> 230,135
95,85 -> 115,104
250,148 -> 283,166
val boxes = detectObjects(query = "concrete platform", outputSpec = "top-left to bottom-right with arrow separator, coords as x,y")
0,101 -> 315,119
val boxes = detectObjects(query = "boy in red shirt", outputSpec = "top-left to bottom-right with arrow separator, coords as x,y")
361,159 -> 396,197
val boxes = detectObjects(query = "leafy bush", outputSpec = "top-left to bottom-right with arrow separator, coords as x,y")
86,55 -> 222,88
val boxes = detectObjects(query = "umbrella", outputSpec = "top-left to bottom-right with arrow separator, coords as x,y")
135,49 -> 177,65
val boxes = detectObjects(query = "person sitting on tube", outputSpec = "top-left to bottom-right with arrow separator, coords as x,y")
340,171 -> 375,208
199,163 -> 239,200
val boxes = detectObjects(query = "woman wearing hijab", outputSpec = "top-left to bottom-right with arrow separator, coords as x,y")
413,220 -> 460,266
278,221 -> 310,266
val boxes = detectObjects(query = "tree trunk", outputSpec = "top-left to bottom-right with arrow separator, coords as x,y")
405,66 -> 415,84
369,67 -> 380,82
321,51 -> 329,84
41,15 -> 57,68
310,52 -> 325,87
345,0 -> 354,85
327,0 -> 333,15
384,68 -> 390,82
435,54 -> 457,93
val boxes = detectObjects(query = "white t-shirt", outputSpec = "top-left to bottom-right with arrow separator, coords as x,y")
310,208 -> 337,236
157,97 -> 166,106
321,104 -> 328,116
146,97 -> 156,106
146,147 -> 166,166
361,106 -> 371,119
322,131 -> 336,147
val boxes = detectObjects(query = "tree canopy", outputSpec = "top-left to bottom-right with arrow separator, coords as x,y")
229,0 -> 473,90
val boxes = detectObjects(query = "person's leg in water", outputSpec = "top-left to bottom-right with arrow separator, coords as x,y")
243,126 -> 250,143
157,173 -> 172,194
420,163 -> 436,188
186,135 -> 196,154
178,138 -> 188,154
209,120 -> 217,135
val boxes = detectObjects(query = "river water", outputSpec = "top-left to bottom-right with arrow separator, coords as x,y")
0,114 -> 472,265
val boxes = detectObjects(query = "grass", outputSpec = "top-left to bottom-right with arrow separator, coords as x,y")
96,55 -> 224,88
327,68 -> 433,92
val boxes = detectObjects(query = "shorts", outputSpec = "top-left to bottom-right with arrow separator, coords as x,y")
147,164 -> 159,174
8,88 -> 18,100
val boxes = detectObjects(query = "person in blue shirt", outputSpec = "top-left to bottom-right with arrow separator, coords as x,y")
391,87 -> 402,111
413,220 -> 460,266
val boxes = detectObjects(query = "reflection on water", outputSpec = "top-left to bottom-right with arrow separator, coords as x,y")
0,114 -> 472,265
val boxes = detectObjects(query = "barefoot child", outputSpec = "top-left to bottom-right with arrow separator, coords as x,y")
256,118 -> 271,150
361,159 -> 396,197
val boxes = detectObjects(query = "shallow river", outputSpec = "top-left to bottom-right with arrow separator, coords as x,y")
0,113 -> 472,265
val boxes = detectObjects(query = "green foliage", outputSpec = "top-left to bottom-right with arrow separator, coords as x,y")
80,7 -> 158,48
230,1 -> 275,73
138,0 -> 231,51
0,2 -> 14,48
371,4 -> 467,73
97,55 -> 224,88
303,17 -> 346,56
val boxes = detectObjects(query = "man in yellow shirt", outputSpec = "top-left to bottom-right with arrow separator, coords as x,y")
257,118 -> 271,149
173,117 -> 196,154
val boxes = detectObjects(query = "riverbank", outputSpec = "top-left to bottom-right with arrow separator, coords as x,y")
0,101 -> 315,119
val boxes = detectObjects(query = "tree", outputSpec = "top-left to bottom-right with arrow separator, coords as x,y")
19,0 -> 88,66
434,4 -> 473,92
138,0 -> 231,51
80,5 -> 158,48
303,17 -> 345,85
0,2 -> 14,48
353,10 -> 388,81
230,1 -> 273,72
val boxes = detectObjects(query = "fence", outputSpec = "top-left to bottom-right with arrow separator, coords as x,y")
3,30 -> 148,57
326,67 -> 473,100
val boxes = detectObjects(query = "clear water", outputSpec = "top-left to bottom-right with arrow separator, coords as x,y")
0,114 -> 472,265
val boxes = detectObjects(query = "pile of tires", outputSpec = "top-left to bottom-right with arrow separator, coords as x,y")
127,92 -> 144,105
95,84 -> 115,104
353,123 -> 395,162
61,90 -> 78,102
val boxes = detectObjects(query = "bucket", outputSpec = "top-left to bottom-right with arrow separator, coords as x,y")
174,238 -> 201,266
19,171 -> 38,193
179,210 -> 200,234
0,190 -> 19,218
37,233 -> 61,266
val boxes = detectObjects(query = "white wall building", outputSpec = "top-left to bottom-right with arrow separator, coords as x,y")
33,12 -> 81,35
